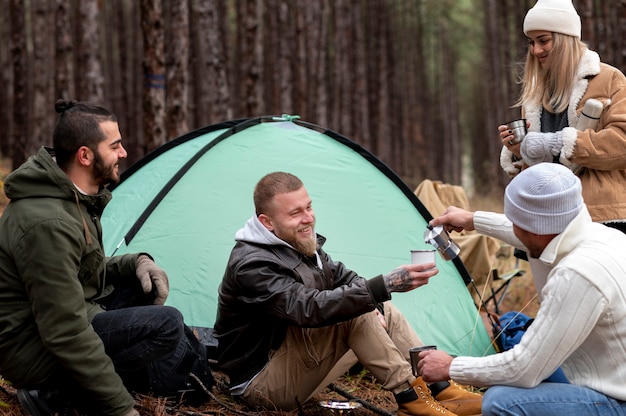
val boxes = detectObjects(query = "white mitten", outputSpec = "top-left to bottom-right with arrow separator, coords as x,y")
520,131 -> 564,166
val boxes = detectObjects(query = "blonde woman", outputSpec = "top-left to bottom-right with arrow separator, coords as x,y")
499,0 -> 626,233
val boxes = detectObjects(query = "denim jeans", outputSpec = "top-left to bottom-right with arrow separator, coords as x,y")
483,383 -> 626,416
92,276 -> 187,394
91,305 -> 184,389
93,277 -> 212,404
32,278 -> 188,412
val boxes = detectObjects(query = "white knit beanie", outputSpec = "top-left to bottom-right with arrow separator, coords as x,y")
504,163 -> 583,235
524,0 -> 581,39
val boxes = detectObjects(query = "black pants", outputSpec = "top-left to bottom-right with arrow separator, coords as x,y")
37,277 -> 211,411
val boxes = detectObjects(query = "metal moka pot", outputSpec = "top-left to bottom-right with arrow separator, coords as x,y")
424,225 -> 460,261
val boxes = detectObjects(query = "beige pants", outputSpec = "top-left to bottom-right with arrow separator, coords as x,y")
242,302 -> 423,410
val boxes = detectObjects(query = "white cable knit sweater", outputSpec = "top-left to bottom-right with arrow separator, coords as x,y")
450,207 -> 626,400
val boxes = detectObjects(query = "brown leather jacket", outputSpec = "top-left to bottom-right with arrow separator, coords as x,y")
214,234 -> 390,386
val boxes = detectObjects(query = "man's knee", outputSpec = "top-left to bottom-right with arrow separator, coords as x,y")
482,386 -> 513,416
156,305 -> 185,339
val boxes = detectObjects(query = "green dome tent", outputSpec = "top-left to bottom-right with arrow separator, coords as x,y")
101,116 -> 495,357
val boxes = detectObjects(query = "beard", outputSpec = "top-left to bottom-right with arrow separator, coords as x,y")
93,150 -> 119,186
274,221 -> 318,257
291,233 -> 318,257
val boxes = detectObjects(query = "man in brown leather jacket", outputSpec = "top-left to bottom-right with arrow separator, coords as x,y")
214,171 -> 482,416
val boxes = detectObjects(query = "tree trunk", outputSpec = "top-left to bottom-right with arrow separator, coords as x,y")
306,0 -> 329,127
332,0 -> 353,136
261,0 -> 277,114
438,23 -> 461,185
76,0 -> 104,103
54,0 -> 75,101
0,0 -> 14,160
205,0 -> 231,123
474,0 -> 510,194
352,2 -> 370,151
31,0 -> 54,148
190,0 -> 231,126
141,0 -> 167,151
236,0 -> 261,116
373,1 -> 392,164
292,5 -> 308,120
165,0 -> 189,139
412,0 -> 432,182
190,0 -> 210,127
10,0 -> 28,167
277,0 -> 293,115
121,1 -> 144,166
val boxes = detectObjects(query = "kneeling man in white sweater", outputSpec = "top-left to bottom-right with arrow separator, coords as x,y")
421,162 -> 626,416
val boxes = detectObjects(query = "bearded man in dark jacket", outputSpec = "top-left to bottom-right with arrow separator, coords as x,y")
214,172 -> 482,416
0,100 -> 210,416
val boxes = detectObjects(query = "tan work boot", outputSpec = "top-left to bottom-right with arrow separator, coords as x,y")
430,380 -> 482,416
395,377 -> 459,416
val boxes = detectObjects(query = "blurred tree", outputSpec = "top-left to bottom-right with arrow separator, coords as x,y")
370,0 -> 393,165
276,0 -> 294,115
113,1 -> 144,167
76,0 -> 104,103
0,0 -> 12,163
165,0 -> 190,139
54,0 -> 75,101
0,0 -> 625,198
141,0 -> 166,152
235,0 -> 261,117
435,0 -> 462,185
579,0 -> 625,70
305,0 -> 330,127
32,1 -> 54,147
330,0 -> 354,136
10,0 -> 28,168
190,0 -> 231,126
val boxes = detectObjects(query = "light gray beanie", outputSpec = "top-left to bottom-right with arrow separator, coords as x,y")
524,0 -> 581,39
504,163 -> 583,235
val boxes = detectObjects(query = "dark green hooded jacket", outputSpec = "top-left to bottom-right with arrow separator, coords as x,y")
0,147 -> 136,415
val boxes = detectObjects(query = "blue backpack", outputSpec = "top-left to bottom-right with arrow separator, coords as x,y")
493,311 -> 534,351
493,311 -> 568,383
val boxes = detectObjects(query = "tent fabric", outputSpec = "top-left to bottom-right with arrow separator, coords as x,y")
101,116 -> 495,357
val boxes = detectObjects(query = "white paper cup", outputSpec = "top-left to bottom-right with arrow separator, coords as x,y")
410,249 -> 436,268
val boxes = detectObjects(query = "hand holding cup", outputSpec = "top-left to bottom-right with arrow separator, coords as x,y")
409,345 -> 437,376
410,249 -> 436,270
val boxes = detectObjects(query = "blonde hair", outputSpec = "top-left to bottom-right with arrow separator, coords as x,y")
515,33 -> 587,113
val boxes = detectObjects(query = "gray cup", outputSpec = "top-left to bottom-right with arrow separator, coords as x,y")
409,345 -> 437,377
506,119 -> 527,144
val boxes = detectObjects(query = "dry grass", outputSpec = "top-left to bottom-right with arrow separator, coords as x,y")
1,370 -> 400,416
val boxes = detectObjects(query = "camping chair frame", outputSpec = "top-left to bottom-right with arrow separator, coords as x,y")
483,257 -> 526,315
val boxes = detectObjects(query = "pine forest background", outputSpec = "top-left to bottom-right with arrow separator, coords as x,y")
1,0 -> 625,199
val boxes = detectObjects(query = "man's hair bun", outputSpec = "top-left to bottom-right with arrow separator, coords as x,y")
55,99 -> 78,114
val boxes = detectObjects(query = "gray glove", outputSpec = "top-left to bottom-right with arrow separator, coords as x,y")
136,255 -> 169,305
520,131 -> 564,166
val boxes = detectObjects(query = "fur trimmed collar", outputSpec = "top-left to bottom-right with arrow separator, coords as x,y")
525,49 -> 601,132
